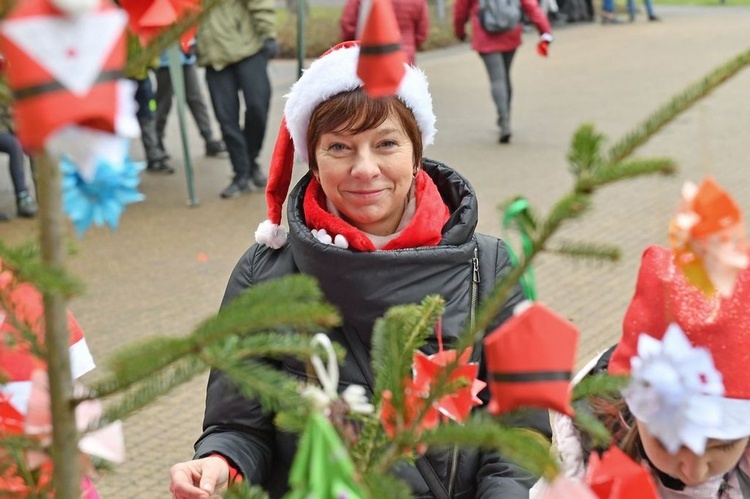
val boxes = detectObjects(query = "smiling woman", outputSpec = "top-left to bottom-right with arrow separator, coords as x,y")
169,41 -> 550,499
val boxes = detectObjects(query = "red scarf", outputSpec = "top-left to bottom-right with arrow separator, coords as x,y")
302,169 -> 450,251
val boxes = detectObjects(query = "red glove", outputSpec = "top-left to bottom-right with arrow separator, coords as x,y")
537,33 -> 553,57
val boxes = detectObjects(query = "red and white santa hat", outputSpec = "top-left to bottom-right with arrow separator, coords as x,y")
254,40 -> 437,249
609,245 -> 750,454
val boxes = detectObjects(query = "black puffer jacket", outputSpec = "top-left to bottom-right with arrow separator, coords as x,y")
194,159 -> 550,498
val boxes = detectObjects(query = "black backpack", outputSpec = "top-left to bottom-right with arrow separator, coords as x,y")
477,0 -> 522,34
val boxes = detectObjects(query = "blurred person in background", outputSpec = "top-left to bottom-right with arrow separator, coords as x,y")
340,0 -> 430,65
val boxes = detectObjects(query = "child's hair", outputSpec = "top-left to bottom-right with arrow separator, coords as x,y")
575,394 -> 642,463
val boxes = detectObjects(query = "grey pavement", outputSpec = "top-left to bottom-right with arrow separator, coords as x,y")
1,5 -> 750,497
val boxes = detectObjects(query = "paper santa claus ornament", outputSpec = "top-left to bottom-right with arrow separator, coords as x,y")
0,0 -> 138,152
668,176 -> 748,297
484,301 -> 579,416
356,0 -> 408,97
119,0 -> 201,53
0,262 -> 124,496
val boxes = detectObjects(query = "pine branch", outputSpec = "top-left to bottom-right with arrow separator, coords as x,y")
349,411 -> 391,474
576,157 -> 677,194
94,356 -> 205,429
607,47 -> 750,164
192,274 -> 341,344
224,483 -> 271,499
567,123 -> 607,183
362,470 -> 413,499
545,240 -> 621,263
211,356 -> 302,413
0,242 -> 84,299
419,417 -> 558,480
370,295 -> 444,404
86,275 -> 339,399
232,331 -> 342,360
85,336 -> 196,398
0,434 -> 48,495
571,373 -> 629,402
572,406 -> 612,449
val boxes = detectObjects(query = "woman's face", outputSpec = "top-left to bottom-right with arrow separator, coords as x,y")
314,114 -> 415,236
636,419 -> 749,486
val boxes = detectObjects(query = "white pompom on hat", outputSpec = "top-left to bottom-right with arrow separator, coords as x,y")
255,41 -> 437,249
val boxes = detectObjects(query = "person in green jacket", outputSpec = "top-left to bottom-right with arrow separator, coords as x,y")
196,0 -> 279,198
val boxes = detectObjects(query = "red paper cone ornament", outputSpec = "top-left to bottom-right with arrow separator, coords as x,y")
584,447 -> 659,499
356,0 -> 407,98
483,302 -> 579,416
0,0 -> 137,151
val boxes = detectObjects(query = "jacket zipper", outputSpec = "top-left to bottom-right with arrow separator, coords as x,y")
470,246 -> 480,333
447,247 -> 481,497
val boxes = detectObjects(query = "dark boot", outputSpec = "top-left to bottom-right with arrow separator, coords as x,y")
16,190 -> 38,218
205,139 -> 227,157
249,162 -> 267,188
140,119 -> 174,173
220,176 -> 251,199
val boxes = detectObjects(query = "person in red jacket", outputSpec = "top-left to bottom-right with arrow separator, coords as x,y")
453,0 -> 552,144
340,0 -> 429,65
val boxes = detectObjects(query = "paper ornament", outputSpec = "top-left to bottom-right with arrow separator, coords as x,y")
356,0 -> 407,97
299,334 -> 373,416
380,379 -> 440,445
0,262 -> 124,496
484,301 -> 578,416
119,0 -> 201,53
287,413 -> 364,499
411,343 -> 485,422
668,177 -> 748,297
0,0 -> 138,151
61,149 -> 145,237
584,447 -> 659,499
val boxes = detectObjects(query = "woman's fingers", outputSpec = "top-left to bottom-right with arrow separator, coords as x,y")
170,456 -> 230,499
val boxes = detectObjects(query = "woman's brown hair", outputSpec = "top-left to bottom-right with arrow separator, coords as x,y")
306,88 -> 423,173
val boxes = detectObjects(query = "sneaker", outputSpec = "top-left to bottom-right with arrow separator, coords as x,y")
249,168 -> 267,188
499,133 -> 512,144
146,159 -> 175,174
220,177 -> 251,199
601,15 -> 623,24
648,14 -> 660,21
205,140 -> 227,157
16,191 -> 38,218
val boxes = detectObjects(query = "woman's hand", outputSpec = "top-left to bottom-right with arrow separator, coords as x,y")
169,456 -> 229,498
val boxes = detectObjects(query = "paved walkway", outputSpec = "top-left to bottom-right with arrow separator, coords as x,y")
1,6 -> 750,497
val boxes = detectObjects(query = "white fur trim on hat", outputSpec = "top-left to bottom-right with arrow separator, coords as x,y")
255,220 -> 288,249
284,44 -> 436,164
